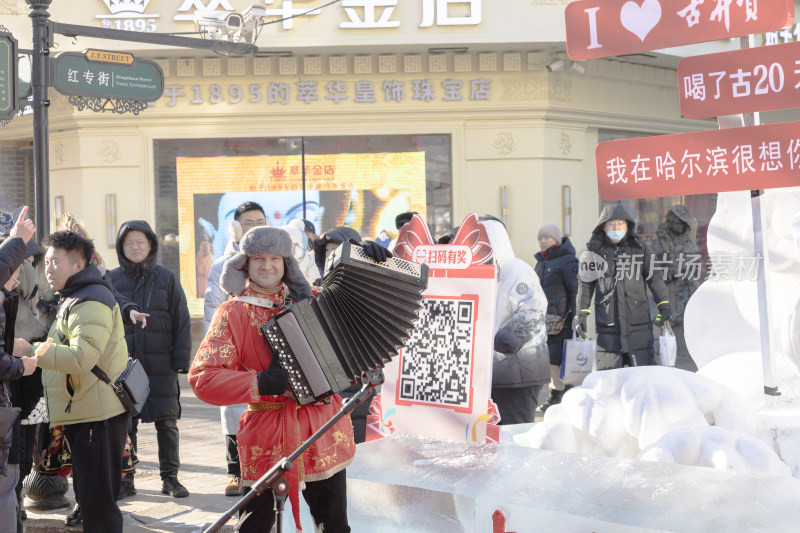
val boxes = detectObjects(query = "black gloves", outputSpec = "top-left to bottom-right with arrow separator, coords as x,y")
655,302 -> 671,327
257,355 -> 290,396
359,240 -> 393,263
573,310 -> 591,339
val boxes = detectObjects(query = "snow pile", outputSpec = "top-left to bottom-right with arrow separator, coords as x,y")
514,366 -> 790,476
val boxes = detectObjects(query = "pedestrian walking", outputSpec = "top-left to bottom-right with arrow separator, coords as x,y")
574,204 -> 671,369
534,223 -> 579,411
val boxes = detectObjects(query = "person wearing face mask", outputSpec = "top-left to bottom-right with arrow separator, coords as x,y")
574,204 -> 671,370
534,224 -> 578,411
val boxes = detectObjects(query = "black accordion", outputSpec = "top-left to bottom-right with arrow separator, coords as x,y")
260,242 -> 429,405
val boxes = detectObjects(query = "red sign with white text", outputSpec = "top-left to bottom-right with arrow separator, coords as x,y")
679,40 -> 800,119
595,120 -> 800,200
566,0 -> 794,61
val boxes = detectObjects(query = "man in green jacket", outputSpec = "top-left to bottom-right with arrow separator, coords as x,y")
14,231 -> 130,533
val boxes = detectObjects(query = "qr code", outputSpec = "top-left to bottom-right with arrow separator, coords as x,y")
398,296 -> 476,410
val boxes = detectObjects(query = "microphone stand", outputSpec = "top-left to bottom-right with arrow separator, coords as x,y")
204,370 -> 384,533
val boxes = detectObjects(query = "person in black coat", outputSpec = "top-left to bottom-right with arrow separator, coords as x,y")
108,220 -> 192,499
574,204 -> 671,369
534,224 -> 578,411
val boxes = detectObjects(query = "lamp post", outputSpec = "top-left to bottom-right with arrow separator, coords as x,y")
27,0 -> 52,234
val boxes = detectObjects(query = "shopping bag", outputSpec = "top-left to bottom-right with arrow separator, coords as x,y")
559,330 -> 596,386
658,322 -> 677,367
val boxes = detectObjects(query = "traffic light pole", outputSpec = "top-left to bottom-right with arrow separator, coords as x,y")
24,0 -> 257,234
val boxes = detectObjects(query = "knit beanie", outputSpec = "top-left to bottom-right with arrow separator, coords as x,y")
537,223 -> 562,242
220,226 -> 310,300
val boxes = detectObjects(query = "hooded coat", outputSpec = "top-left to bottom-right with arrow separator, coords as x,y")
651,206 -> 699,325
109,220 -> 192,423
534,237 -> 579,366
485,220 -> 550,389
576,204 -> 669,365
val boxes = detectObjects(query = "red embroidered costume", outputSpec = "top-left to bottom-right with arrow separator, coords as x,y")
189,281 -> 356,530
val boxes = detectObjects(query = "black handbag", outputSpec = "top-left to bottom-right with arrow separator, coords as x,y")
0,389 -> 21,476
92,358 -> 150,417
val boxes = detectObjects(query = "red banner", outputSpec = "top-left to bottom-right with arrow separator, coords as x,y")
566,0 -> 793,61
679,40 -> 800,119
595,121 -> 800,200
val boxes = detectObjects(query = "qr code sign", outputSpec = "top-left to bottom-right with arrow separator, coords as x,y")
397,296 -> 477,412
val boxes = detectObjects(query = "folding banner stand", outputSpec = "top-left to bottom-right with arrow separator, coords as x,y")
717,35 -> 779,405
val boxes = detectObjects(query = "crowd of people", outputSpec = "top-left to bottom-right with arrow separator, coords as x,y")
0,199 -> 697,532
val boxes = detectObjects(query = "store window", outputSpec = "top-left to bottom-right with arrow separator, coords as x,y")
154,134 -> 452,315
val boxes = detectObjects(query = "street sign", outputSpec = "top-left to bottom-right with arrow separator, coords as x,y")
566,0 -> 794,61
678,40 -> 800,119
85,49 -> 135,66
52,52 -> 164,101
0,31 -> 17,120
595,120 -> 800,200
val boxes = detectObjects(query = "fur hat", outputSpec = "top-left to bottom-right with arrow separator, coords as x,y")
220,226 -> 311,299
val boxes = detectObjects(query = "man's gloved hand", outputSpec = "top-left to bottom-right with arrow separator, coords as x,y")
257,355 -> 290,396
655,302 -> 671,327
573,310 -> 591,339
359,240 -> 393,263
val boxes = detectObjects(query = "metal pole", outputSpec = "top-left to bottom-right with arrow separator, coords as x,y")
27,0 -> 52,234
717,34 -> 778,405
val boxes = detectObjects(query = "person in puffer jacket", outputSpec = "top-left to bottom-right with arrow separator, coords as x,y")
483,216 -> 550,424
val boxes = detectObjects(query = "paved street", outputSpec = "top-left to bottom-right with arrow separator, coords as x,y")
25,374 -> 242,532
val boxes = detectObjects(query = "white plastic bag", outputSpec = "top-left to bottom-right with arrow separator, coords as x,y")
658,322 -> 677,367
559,331 -> 596,386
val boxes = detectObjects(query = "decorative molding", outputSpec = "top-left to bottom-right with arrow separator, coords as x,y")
498,76 -> 573,103
98,141 -> 122,163
479,53 -> 497,72
354,56 -> 372,74
253,57 -> 271,75
493,132 -> 515,155
0,0 -> 26,15
203,58 -> 221,77
52,142 -> 64,166
428,54 -> 447,73
404,55 -> 422,74
503,53 -> 522,72
227,57 -> 246,76
279,57 -> 297,76
154,59 -> 170,77
559,132 -> 572,156
177,58 -> 195,77
329,56 -> 347,75
454,54 -> 472,73
304,56 -> 322,75
378,55 -> 396,74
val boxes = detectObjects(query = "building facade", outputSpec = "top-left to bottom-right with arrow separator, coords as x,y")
0,0 -> 734,315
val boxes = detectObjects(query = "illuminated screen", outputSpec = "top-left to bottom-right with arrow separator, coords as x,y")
176,152 -> 427,314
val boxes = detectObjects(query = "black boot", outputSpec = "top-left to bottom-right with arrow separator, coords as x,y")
540,388 -> 564,412
65,503 -> 82,527
161,473 -> 189,498
118,474 -> 137,500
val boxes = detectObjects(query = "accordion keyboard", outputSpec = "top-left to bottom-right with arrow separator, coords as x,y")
262,323 -> 315,404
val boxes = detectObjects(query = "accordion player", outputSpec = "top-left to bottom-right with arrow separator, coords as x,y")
261,241 -> 429,405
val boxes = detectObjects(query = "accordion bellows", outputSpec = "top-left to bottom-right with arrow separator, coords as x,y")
261,242 -> 430,405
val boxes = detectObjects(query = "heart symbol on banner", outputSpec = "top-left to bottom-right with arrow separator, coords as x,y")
620,0 -> 662,42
